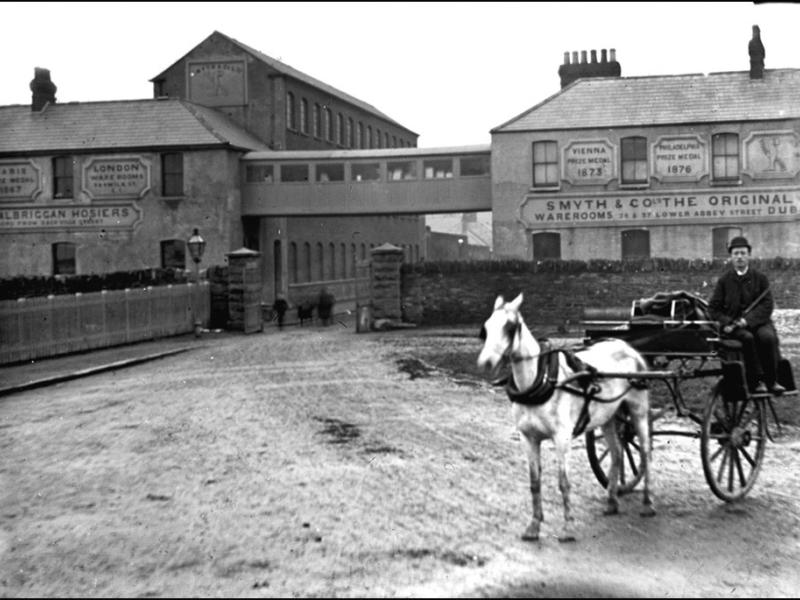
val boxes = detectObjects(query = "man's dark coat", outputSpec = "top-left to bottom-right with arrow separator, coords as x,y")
708,267 -> 774,328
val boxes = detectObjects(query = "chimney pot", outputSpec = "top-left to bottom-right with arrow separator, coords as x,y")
590,50 -> 597,63
563,51 -> 570,65
610,48 -> 616,62
601,49 -> 608,63
572,51 -> 579,64
581,50 -> 588,64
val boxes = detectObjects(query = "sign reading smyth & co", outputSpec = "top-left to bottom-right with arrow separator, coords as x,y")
520,188 -> 800,228
0,202 -> 143,231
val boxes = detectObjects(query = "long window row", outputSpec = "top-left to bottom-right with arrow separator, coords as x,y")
245,154 -> 490,183
532,226 -> 742,261
287,240 -> 420,284
286,91 -> 414,149
532,133 -> 742,188
50,153 -> 184,199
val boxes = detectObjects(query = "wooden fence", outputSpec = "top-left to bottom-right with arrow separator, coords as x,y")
0,282 -> 209,365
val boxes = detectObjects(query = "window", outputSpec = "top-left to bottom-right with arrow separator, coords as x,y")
351,163 -> 380,182
713,133 -> 740,182
245,165 -> 274,182
712,226 -> 742,259
53,156 -> 74,199
300,98 -> 309,134
357,122 -> 364,149
532,232 -> 561,260
316,242 -> 324,280
313,103 -> 321,138
328,242 -> 336,279
348,118 -> 354,148
384,133 -> 389,148
367,126 -> 373,149
621,229 -> 650,259
350,243 -> 356,276
423,158 -> 453,179
621,136 -> 648,184
375,128 -> 382,148
339,243 -> 346,278
161,152 -> 183,196
531,141 -> 558,187
160,239 -> 186,269
286,92 -> 297,130
52,242 -> 76,275
242,217 -> 259,252
337,113 -> 344,145
388,160 -> 416,180
289,242 -> 298,283
316,163 -> 344,182
280,164 -> 309,182
303,242 -> 311,283
325,108 -> 334,142
460,155 -> 490,176
392,135 -> 397,148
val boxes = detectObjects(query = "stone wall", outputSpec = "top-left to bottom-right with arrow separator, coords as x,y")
400,259 -> 800,329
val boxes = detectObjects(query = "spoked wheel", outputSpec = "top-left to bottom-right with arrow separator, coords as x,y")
585,409 -> 646,495
701,384 -> 767,502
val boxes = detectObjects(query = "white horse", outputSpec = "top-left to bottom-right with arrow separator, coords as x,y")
477,293 -> 654,542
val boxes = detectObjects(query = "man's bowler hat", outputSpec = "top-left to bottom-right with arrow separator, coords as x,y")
728,236 -> 752,253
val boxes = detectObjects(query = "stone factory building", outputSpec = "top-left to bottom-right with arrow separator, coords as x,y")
491,27 -> 800,261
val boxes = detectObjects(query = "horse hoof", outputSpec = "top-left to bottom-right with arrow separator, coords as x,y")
521,523 -> 540,542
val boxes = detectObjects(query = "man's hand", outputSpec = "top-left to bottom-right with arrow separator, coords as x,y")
723,318 -> 747,335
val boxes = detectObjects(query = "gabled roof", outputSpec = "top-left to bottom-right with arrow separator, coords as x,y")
0,98 -> 270,154
493,69 -> 800,133
151,30 -> 417,136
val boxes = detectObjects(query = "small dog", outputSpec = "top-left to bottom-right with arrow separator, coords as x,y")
297,301 -> 315,326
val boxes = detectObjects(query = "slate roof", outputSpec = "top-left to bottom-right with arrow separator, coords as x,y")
151,31 -> 417,136
0,98 -> 270,155
493,69 -> 800,133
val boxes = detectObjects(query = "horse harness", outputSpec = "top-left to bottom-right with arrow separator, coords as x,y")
499,337 -> 647,438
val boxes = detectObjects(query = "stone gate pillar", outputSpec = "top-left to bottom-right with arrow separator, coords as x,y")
227,247 -> 263,334
370,243 -> 404,323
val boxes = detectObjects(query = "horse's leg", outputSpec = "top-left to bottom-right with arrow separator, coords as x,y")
554,433 -> 576,542
628,391 -> 656,517
600,418 -> 621,516
521,431 -> 543,541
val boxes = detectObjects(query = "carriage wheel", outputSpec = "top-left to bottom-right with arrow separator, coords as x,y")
700,385 -> 766,502
585,409 -> 646,495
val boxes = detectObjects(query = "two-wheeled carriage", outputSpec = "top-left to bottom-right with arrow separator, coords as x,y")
580,290 -> 797,502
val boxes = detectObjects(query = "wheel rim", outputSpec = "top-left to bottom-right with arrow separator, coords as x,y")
701,385 -> 766,502
586,411 -> 645,494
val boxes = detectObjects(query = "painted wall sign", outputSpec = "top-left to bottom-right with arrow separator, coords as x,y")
520,188 -> 800,229
651,135 -> 708,182
187,58 -> 247,107
743,131 -> 800,179
562,139 -> 616,185
0,202 -> 142,231
82,156 -> 151,199
0,160 -> 42,200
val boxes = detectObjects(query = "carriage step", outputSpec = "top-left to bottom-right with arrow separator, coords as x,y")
720,361 -> 748,403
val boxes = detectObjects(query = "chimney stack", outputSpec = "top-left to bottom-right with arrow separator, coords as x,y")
30,67 -> 57,111
558,48 -> 621,88
749,24 -> 765,79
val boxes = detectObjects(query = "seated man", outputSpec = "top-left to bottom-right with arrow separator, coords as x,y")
708,236 -> 784,394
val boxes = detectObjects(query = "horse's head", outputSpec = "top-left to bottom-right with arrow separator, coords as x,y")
477,293 -> 523,372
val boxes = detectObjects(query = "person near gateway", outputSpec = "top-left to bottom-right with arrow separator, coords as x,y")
708,236 -> 785,395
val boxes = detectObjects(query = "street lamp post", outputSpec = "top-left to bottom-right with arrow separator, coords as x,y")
187,228 -> 206,337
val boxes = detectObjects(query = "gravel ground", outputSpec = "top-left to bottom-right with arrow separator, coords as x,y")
1,318 -> 800,597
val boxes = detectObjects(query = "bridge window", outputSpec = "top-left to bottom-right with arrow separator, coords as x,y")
423,158 -> 453,179
621,136 -> 648,184
245,165 -> 274,183
339,243 -> 346,278
375,128 -> 382,148
289,242 -> 298,283
392,135 -> 397,148
358,122 -> 364,149
286,92 -> 296,130
385,133 -> 390,148
52,242 -> 76,275
300,98 -> 309,134
532,232 -> 560,260
532,141 -> 558,188
337,113 -> 344,145
280,164 -> 309,183
348,118 -> 354,148
712,226 -> 742,259
316,242 -> 324,280
367,126 -> 373,149
316,163 -> 344,182
388,160 -> 416,180
460,155 -> 490,176
621,229 -> 650,259
352,163 -> 381,182
712,133 -> 740,182
325,108 -> 334,141
303,242 -> 311,283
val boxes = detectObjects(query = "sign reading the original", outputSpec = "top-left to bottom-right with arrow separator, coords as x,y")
187,59 -> 247,107
743,131 -> 800,179
0,160 -> 42,200
562,139 -> 616,185
0,202 -> 142,231
520,189 -> 800,228
651,135 -> 707,182
82,156 -> 151,199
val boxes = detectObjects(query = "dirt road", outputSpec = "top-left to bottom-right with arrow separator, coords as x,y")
2,324 -> 799,597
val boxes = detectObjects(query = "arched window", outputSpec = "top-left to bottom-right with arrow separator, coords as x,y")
621,229 -> 650,259
375,128 -> 382,148
313,104 -> 321,138
357,122 -> 364,149
328,242 -> 336,279
367,125 -> 373,149
316,242 -> 324,280
289,242 -> 298,283
52,242 -> 76,275
325,108 -> 334,142
337,113 -> 344,145
348,118 -> 354,148
339,243 -> 346,278
286,92 -> 297,130
303,242 -> 311,283
532,232 -> 561,260
300,98 -> 309,134
350,243 -> 356,276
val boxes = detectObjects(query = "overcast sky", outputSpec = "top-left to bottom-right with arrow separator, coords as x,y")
3,2 -> 798,147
